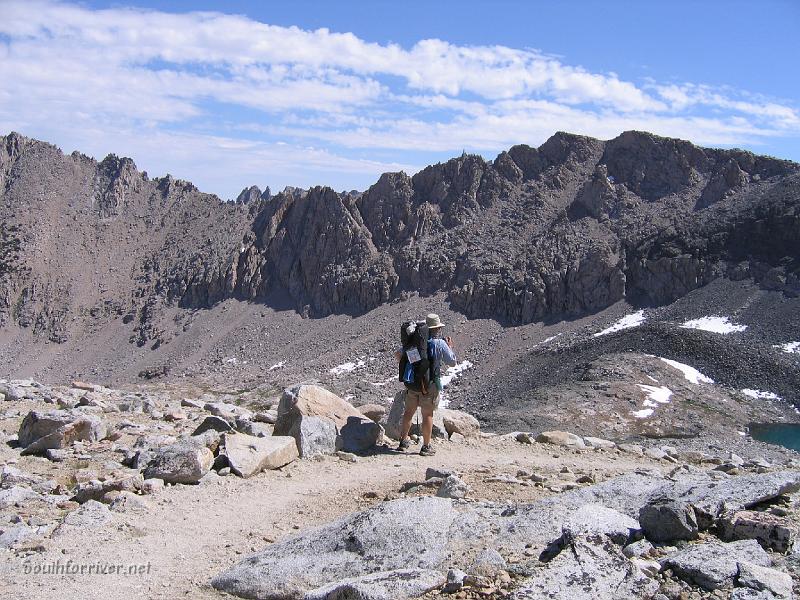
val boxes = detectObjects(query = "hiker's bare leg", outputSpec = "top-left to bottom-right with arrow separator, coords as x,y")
399,401 -> 417,441
421,404 -> 434,446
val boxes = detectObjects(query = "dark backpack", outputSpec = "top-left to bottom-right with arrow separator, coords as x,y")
398,320 -> 433,393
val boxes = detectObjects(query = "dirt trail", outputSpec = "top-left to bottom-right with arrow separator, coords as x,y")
2,436 -> 661,600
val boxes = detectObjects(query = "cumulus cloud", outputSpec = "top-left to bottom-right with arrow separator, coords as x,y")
0,0 -> 797,198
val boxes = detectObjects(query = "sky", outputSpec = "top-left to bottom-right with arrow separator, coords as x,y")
0,0 -> 798,200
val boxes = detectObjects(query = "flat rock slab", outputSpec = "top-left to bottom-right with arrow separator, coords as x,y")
535,430 -> 586,449
737,561 -> 793,599
510,535 -> 658,600
719,510 -> 798,553
303,568 -> 446,600
212,497 -> 464,599
672,471 -> 800,527
223,433 -> 298,478
0,485 -> 42,508
562,503 -> 641,545
662,539 -> 771,591
54,500 -> 113,536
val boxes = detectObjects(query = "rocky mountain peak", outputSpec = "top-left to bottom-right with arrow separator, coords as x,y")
0,131 -> 797,349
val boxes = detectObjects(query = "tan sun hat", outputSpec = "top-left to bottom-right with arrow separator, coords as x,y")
426,313 -> 445,329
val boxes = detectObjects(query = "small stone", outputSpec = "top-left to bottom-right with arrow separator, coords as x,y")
623,539 -> 654,559
437,475 -> 470,499
631,557 -> 661,578
337,451 -> 358,463
141,478 -> 164,494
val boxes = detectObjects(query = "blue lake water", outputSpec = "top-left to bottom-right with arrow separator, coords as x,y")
749,423 -> 800,452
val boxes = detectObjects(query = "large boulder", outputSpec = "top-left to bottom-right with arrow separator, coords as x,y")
290,416 -> 340,458
440,408 -> 480,439
358,403 -> 387,423
275,385 -> 383,456
18,409 -> 106,455
382,390 -> 447,441
222,433 -> 298,478
662,539 -> 771,591
639,497 -> 698,543
212,497 -> 461,599
143,439 -> 214,484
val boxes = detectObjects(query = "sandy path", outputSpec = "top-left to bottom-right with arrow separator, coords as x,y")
2,437 -> 659,600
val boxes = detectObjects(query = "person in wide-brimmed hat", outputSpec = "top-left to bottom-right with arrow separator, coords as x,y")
396,313 -> 457,456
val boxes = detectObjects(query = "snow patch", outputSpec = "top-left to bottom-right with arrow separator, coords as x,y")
594,310 -> 645,337
680,316 -> 747,334
638,384 -> 673,404
268,361 -> 285,371
330,359 -> 366,376
441,361 -> 473,387
539,333 -> 562,345
631,409 -> 654,419
741,389 -> 782,400
774,341 -> 800,354
659,358 -> 714,384
631,384 -> 672,419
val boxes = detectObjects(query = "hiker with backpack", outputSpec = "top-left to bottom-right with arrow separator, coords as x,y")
395,313 -> 457,456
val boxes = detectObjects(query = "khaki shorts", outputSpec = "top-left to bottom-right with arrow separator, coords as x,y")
404,387 -> 441,411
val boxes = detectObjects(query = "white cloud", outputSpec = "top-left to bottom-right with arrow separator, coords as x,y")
0,0 -> 797,198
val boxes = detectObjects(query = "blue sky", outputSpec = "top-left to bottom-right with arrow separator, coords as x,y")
1,0 -> 798,199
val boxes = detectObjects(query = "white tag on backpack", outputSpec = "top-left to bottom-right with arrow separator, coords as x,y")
406,348 -> 422,363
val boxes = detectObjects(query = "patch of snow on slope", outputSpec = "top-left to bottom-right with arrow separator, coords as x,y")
680,316 -> 747,334
631,408 -> 654,419
594,310 -> 646,337
659,358 -> 714,384
742,389 -> 782,400
638,385 -> 673,405
330,359 -> 366,376
631,384 -> 672,418
441,361 -> 474,387
774,342 -> 800,354
538,333 -> 563,345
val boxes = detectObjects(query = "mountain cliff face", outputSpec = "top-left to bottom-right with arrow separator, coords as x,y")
0,130 -> 798,348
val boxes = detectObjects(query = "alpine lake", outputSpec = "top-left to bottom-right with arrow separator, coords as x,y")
749,422 -> 800,452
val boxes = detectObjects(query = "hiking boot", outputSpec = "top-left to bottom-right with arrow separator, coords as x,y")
419,444 -> 436,456
397,438 -> 411,451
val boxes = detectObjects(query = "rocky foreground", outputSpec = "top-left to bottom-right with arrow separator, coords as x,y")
2,378 -> 800,599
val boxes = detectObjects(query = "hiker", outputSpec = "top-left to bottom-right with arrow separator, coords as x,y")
395,313 -> 457,456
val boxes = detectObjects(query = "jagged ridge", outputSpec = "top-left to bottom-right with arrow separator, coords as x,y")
0,130 -> 798,346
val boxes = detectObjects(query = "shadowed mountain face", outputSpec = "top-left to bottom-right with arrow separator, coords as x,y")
0,130 -> 798,349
